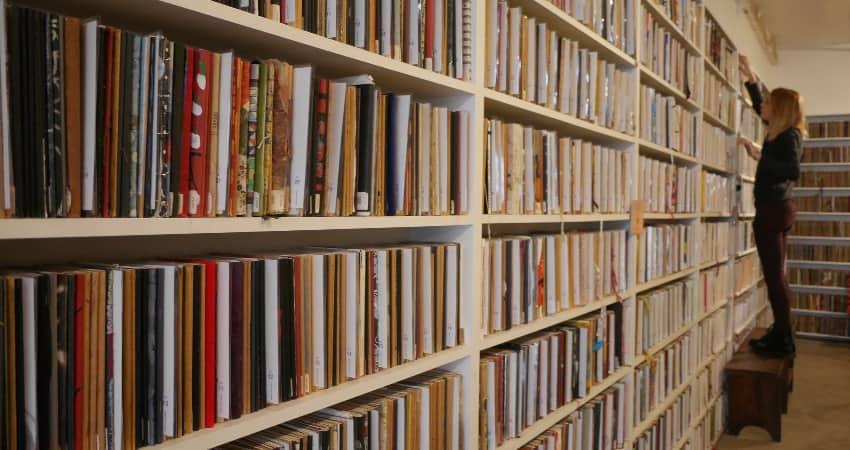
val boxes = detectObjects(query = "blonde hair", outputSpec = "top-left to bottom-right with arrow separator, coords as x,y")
766,87 -> 808,140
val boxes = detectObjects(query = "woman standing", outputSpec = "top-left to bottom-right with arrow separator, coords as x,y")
738,55 -> 805,358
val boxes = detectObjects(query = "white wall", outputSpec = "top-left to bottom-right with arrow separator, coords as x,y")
774,49 -> 850,116
703,0 -> 781,87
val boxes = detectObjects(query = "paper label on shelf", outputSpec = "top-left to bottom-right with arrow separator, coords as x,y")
631,200 -> 646,235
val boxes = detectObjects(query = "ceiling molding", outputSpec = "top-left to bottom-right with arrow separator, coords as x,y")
742,0 -> 779,64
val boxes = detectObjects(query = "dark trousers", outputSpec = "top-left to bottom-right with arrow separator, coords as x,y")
753,199 -> 797,335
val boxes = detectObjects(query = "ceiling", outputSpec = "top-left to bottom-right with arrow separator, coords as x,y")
751,0 -> 850,50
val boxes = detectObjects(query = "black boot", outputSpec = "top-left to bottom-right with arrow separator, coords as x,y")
751,328 -> 796,358
749,325 -> 777,349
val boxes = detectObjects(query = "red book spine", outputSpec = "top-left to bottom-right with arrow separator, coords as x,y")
425,0 -> 434,64
189,49 -> 213,217
74,274 -> 85,450
179,49 -> 196,217
101,29 -> 114,216
309,78 -> 328,215
203,261 -> 217,428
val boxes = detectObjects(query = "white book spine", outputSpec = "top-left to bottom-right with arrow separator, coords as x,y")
112,270 -> 124,449
419,106 -> 431,213
381,0 -> 392,55
491,241 -> 503,331
445,244 -> 459,347
421,248 -> 434,353
392,95 -> 411,215
407,0 -> 419,65
419,387 -> 430,448
216,52 -> 233,215
345,252 -> 358,378
325,81 -> 347,215
327,0 -> 338,39
355,0 -> 366,48
508,8 -> 521,96
22,277 -> 37,448
216,262 -> 231,419
289,66 -> 313,213
82,20 -> 98,213
440,109 -> 449,214
434,0 -> 443,73
376,250 -> 389,368
311,255 -> 326,388
162,267 -> 175,437
507,352 -> 518,437
401,248 -> 414,360
264,259 -> 280,403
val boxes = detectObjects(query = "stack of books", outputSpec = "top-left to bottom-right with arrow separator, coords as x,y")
211,0 -> 474,81
638,156 -> 698,213
637,223 -> 697,284
639,86 -> 699,156
0,241 -> 461,448
215,369 -> 463,449
639,5 -> 699,98
485,2 -> 636,134
636,280 -> 697,355
701,121 -> 734,169
701,221 -> 729,264
479,307 -> 626,447
702,172 -> 731,215
486,119 -> 631,215
0,4 -> 471,219
481,230 -> 629,335
545,0 -> 636,55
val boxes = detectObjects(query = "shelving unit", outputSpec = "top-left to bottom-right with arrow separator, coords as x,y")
789,114 -> 850,342
0,0 -> 776,449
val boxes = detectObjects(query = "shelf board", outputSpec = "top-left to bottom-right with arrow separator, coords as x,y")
496,366 -> 632,450
480,292 -> 629,350
788,235 -> 850,246
702,110 -> 735,134
637,138 -> 700,165
790,284 -> 848,296
0,215 -> 473,240
636,267 -> 698,293
787,259 -> 850,271
793,187 -> 850,197
740,174 -> 755,183
703,58 -> 738,92
484,89 -> 635,145
791,308 -> 850,319
640,0 -> 702,57
737,212 -> 755,220
701,160 -> 734,175
26,0 -> 475,99
802,137 -> 850,148
639,65 -> 700,111
140,345 -> 469,450
481,213 -> 630,225
800,162 -> 850,172
701,212 -> 732,219
796,212 -> 850,222
511,0 -> 636,67
735,247 -> 757,258
734,278 -> 763,297
698,258 -> 729,271
644,212 -> 700,220
638,299 -> 726,361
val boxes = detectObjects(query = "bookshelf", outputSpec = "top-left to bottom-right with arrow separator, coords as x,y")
789,116 -> 850,342
0,0 -> 776,449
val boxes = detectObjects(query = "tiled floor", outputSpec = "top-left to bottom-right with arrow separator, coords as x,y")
717,339 -> 850,450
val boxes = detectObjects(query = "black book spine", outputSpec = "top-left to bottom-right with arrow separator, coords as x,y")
279,258 -> 295,401
252,260 -> 265,411
355,85 -> 375,214
7,6 -> 23,217
35,275 -> 52,448
0,277 -> 5,449
34,10 -> 48,218
94,26 -> 108,217
45,15 -> 59,217
117,34 -> 133,217
61,274 -> 75,449
169,44 -> 186,217
135,269 -> 145,447
154,268 -> 164,443
229,262 -> 243,419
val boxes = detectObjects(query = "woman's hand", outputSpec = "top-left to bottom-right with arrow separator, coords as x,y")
738,136 -> 760,160
739,54 -> 756,83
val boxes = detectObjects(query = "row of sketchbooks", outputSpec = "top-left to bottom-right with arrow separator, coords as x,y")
0,2 -> 471,219
0,242 -> 461,449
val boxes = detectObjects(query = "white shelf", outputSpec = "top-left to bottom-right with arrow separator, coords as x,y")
639,64 -> 701,111
741,174 -> 755,183
0,215 -> 474,240
701,160 -> 735,175
141,345 -> 470,449
636,267 -> 698,293
735,247 -> 757,258
803,137 -> 850,148
699,258 -> 729,271
481,292 -> 630,350
484,88 -> 636,145
638,138 -> 700,165
800,162 -> 850,172
482,213 -> 630,225
702,109 -> 735,134
704,58 -> 738,93
644,212 -> 701,220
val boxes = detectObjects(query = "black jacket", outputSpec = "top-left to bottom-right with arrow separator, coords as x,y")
745,81 -> 803,204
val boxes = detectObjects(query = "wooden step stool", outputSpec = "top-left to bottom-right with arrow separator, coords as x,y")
725,328 -> 794,442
